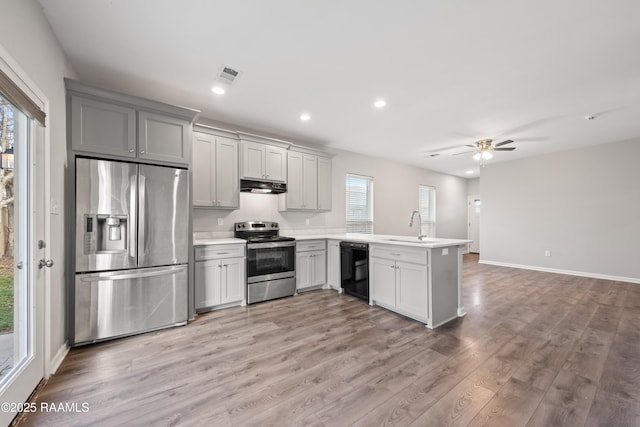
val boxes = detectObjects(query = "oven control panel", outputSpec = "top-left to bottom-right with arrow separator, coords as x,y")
235,221 -> 279,231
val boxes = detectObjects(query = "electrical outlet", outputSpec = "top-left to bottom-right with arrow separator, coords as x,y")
305,218 -> 310,225
442,248 -> 449,256
217,218 -> 223,226
544,250 -> 551,257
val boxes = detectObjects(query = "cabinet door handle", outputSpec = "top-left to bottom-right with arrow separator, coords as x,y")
129,149 -> 135,153
140,150 -> 145,154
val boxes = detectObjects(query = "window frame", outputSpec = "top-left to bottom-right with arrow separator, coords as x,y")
345,173 -> 374,234
418,184 -> 436,238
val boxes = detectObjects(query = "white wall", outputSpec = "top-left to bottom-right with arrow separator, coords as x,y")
467,178 -> 480,196
0,0 -> 75,373
195,147 -> 469,239
481,139 -> 640,282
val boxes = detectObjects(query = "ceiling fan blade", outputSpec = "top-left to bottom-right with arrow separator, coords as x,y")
494,139 -> 514,147
494,147 -> 516,151
424,143 -> 469,154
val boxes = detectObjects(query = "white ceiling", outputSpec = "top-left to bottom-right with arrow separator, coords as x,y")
38,0 -> 640,177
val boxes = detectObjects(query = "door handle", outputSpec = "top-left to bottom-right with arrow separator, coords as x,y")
39,259 -> 54,269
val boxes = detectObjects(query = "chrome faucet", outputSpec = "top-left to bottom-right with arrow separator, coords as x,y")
409,210 -> 427,240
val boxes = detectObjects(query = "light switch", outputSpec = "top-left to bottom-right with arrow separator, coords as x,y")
51,198 -> 59,215
217,218 -> 223,226
442,248 -> 449,256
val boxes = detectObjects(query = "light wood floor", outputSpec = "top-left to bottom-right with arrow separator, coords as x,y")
14,254 -> 640,426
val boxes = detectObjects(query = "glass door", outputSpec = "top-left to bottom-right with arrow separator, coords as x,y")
0,93 -> 45,425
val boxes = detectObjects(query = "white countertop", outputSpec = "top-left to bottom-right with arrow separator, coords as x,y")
194,233 -> 470,249
294,233 -> 471,249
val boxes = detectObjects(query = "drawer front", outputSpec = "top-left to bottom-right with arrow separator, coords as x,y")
195,244 -> 245,261
370,244 -> 428,264
296,239 -> 326,253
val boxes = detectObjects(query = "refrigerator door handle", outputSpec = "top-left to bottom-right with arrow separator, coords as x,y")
79,265 -> 186,282
138,173 -> 146,264
129,174 -> 137,260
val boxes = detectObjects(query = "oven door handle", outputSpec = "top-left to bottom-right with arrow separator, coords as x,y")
247,241 -> 296,249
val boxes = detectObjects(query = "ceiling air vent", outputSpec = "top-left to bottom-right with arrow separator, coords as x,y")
218,65 -> 241,85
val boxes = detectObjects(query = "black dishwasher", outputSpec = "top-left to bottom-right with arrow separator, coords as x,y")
340,241 -> 369,301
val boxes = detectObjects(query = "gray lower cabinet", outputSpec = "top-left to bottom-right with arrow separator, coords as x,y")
370,244 -> 431,325
192,131 -> 239,208
370,243 -> 460,328
326,239 -> 341,291
371,256 -> 430,322
194,244 -> 245,311
296,240 -> 326,291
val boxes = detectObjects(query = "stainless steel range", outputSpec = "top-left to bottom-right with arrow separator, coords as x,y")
235,221 -> 296,304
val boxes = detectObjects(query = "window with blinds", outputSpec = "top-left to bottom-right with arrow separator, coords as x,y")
345,174 -> 373,233
419,185 -> 436,237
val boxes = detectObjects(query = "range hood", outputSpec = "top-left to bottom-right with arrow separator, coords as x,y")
240,179 -> 287,194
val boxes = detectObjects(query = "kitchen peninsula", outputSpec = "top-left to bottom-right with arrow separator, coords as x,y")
195,232 -> 470,329
299,234 -> 470,328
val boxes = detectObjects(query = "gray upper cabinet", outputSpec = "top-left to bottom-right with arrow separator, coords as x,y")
71,96 -> 137,157
192,131 -> 239,209
281,151 -> 332,211
241,140 -> 287,182
138,111 -> 190,164
317,156 -> 332,211
66,79 -> 199,166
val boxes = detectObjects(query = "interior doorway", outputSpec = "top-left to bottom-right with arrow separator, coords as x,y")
467,195 -> 480,253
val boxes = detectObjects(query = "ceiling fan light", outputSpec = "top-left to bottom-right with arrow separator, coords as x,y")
473,152 -> 481,161
482,151 -> 493,160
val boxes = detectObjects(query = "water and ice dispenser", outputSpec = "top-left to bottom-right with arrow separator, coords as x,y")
83,214 -> 128,254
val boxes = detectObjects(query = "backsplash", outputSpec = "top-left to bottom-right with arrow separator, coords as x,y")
193,192 -> 342,235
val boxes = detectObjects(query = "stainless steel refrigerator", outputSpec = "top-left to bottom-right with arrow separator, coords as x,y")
73,158 -> 189,345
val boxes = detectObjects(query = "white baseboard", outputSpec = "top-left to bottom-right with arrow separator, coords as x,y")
46,343 -> 69,378
479,259 -> 640,284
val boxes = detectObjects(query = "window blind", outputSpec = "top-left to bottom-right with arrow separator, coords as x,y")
419,185 -> 436,237
345,174 -> 373,233
0,68 -> 46,126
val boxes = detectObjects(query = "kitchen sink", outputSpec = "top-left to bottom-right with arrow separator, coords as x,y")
383,238 -> 438,244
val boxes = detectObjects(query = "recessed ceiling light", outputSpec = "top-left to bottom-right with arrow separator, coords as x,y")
466,170 -> 474,175
300,113 -> 311,122
211,86 -> 225,95
585,114 -> 595,120
374,99 -> 387,108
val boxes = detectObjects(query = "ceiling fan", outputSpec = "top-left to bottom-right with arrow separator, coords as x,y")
456,139 -> 516,166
